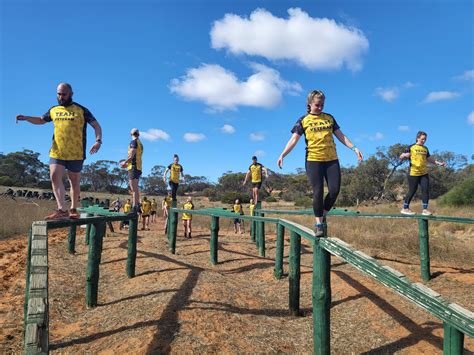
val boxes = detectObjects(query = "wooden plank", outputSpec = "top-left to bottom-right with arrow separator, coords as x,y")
27,297 -> 46,318
32,222 -> 47,236
31,255 -> 47,267
25,323 -> 38,345
31,239 -> 47,250
29,273 -> 47,291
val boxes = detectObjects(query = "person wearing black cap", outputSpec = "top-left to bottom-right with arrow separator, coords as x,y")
120,128 -> 143,213
243,156 -> 268,205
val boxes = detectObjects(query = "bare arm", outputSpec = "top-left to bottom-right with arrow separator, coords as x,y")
89,120 -> 102,154
263,167 -> 269,178
277,133 -> 301,168
243,171 -> 250,185
124,148 -> 136,165
334,129 -> 363,161
16,115 -> 47,125
427,156 -> 446,167
400,152 -> 410,160
163,168 -> 170,183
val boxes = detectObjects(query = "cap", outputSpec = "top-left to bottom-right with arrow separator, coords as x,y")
131,128 -> 139,135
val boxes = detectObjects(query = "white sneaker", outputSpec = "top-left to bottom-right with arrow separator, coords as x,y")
400,208 -> 416,215
422,209 -> 433,216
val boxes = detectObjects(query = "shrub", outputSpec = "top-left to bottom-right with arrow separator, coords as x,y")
0,176 -> 15,186
294,196 -> 312,208
265,196 -> 277,203
220,192 -> 250,204
439,176 -> 474,206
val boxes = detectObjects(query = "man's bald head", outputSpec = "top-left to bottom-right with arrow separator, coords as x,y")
57,82 -> 73,105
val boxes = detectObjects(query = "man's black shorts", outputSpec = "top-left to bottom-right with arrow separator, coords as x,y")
128,167 -> 142,180
252,182 -> 262,189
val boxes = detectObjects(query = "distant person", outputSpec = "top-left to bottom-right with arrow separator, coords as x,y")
141,196 -> 151,230
277,89 -> 363,237
162,191 -> 173,233
182,197 -> 194,238
163,154 -> 185,201
16,82 -> 102,220
243,156 -> 268,205
249,198 -> 256,236
111,198 -> 122,212
120,199 -> 132,229
232,198 -> 244,234
120,128 -> 143,214
150,198 -> 158,223
399,131 -> 446,216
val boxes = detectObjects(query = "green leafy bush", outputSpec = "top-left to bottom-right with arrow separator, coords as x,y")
439,177 -> 474,206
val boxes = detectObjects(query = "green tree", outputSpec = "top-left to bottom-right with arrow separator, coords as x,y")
0,150 -> 48,186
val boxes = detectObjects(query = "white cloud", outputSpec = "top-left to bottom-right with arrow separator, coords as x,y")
454,70 -> 474,81
250,132 -> 265,141
139,128 -> 170,141
221,124 -> 236,134
170,63 -> 301,111
467,111 -> 474,125
398,125 -> 410,132
368,132 -> 384,141
183,133 -> 206,142
423,91 -> 460,103
374,87 -> 399,102
211,8 -> 369,71
403,81 -> 417,88
254,150 -> 266,157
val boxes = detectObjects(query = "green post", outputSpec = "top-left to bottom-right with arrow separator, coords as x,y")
288,230 -> 301,316
169,202 -> 178,254
85,213 -> 93,245
86,222 -> 106,308
68,225 -> 76,254
274,223 -> 285,279
258,212 -> 266,257
418,219 -> 431,281
313,238 -> 331,355
443,323 -> 464,355
23,228 -> 32,338
210,216 -> 219,265
126,216 -> 138,278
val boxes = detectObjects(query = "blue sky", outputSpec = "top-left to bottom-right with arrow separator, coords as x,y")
1,0 -> 473,182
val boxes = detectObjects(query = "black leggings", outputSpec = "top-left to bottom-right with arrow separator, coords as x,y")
306,160 -> 341,217
169,182 -> 179,201
404,174 -> 429,205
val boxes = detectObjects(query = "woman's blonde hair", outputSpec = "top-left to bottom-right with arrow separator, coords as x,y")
307,90 -> 325,113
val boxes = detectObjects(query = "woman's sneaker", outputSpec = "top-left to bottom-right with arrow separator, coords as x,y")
314,224 -> 324,237
422,209 -> 433,216
400,208 -> 416,215
45,209 -> 69,220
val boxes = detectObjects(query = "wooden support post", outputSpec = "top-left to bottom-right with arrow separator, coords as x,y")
84,213 -> 93,245
313,237 -> 331,355
169,202 -> 178,254
210,216 -> 219,265
418,219 -> 431,281
443,323 -> 464,355
258,212 -> 266,257
86,222 -> 105,308
126,216 -> 138,278
107,221 -> 114,234
23,228 -> 33,337
67,225 -> 76,254
288,230 -> 301,316
274,223 -> 285,279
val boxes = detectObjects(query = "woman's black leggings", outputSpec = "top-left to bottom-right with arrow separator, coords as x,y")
404,174 -> 429,206
306,160 -> 341,217
169,182 -> 179,201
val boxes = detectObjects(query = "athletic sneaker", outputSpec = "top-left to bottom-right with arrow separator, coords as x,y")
69,208 -> 80,219
45,209 -> 69,220
400,208 -> 416,215
314,224 -> 324,237
422,209 -> 433,216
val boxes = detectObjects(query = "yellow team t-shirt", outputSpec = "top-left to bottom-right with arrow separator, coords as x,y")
123,203 -> 131,213
249,204 -> 255,216
249,163 -> 264,183
42,102 -> 96,160
168,163 -> 183,184
151,200 -> 157,212
163,196 -> 172,209
127,138 -> 143,171
182,202 -> 194,220
141,200 -> 152,215
407,144 -> 430,176
233,204 -> 243,214
291,113 -> 340,162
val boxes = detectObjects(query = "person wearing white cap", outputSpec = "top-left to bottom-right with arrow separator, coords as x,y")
120,128 -> 143,213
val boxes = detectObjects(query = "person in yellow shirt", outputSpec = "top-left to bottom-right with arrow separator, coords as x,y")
150,198 -> 158,223
249,198 -> 255,236
141,196 -> 152,230
163,154 -> 185,201
277,90 -> 363,237
182,197 -> 194,238
16,82 -> 102,220
120,199 -> 132,230
121,128 -> 144,214
162,191 -> 173,234
243,156 -> 268,205
232,198 -> 244,234
399,131 -> 446,216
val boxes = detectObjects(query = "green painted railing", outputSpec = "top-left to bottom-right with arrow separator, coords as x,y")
257,207 -> 473,282
167,205 -> 473,355
23,207 -> 138,353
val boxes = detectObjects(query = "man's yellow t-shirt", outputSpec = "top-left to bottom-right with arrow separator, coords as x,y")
127,138 -> 143,171
151,200 -> 157,212
249,163 -> 264,183
141,200 -> 151,215
123,203 -> 131,213
168,163 -> 183,183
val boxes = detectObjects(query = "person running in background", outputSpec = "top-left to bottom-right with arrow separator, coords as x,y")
162,191 -> 173,233
248,198 -> 256,236
232,198 -> 244,234
399,131 -> 446,216
277,90 -> 363,237
141,196 -> 151,230
243,156 -> 268,205
182,197 -> 194,238
120,199 -> 132,230
163,154 -> 185,201
150,198 -> 158,223
16,82 -> 102,220
120,128 -> 143,214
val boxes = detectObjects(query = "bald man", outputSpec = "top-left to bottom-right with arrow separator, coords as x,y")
16,83 -> 102,220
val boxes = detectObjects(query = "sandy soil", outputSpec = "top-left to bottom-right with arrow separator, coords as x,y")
1,217 -> 473,354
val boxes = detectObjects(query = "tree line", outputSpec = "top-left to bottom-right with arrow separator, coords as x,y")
1,147 -> 472,206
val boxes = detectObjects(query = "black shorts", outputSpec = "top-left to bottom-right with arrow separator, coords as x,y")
142,214 -> 150,218
128,167 -> 142,180
234,218 -> 241,224
252,182 -> 262,189
151,211 -> 156,215
49,158 -> 84,173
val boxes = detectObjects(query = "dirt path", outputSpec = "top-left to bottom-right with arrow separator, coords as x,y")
1,217 -> 473,354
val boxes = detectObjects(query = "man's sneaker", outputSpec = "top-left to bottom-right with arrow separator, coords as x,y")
45,209 -> 70,220
314,224 -> 324,237
400,208 -> 416,215
69,208 -> 80,219
422,209 -> 433,216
